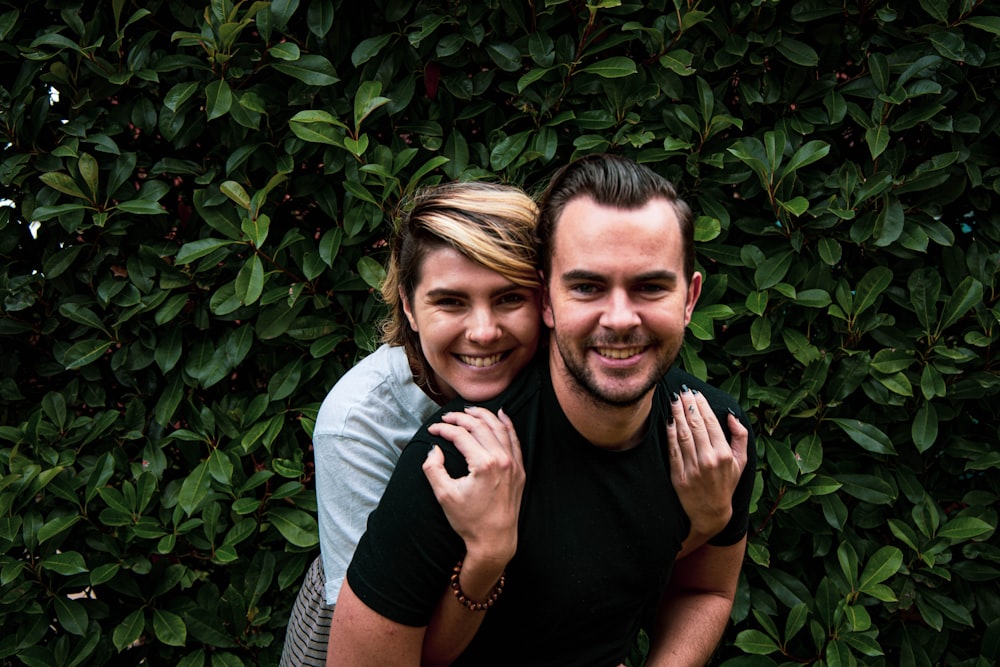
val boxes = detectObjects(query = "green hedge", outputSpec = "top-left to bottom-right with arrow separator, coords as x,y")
1,0 -> 998,665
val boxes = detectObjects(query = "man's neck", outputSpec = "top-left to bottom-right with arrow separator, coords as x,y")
548,352 -> 654,452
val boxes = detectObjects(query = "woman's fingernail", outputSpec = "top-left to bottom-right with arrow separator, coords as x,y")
671,392 -> 680,402
681,384 -> 690,393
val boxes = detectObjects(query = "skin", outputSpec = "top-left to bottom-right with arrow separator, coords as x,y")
328,200 -> 749,665
400,245 -> 540,404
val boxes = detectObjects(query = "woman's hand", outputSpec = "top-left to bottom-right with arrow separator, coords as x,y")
423,407 -> 524,571
668,387 -> 749,554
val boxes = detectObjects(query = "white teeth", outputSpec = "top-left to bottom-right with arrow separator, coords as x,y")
597,347 -> 643,359
459,353 -> 503,367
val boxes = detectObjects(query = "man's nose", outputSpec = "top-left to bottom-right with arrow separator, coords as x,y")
599,289 -> 640,331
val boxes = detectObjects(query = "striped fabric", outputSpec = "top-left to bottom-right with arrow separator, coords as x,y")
279,556 -> 333,666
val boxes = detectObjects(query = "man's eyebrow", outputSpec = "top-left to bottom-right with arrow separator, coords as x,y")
559,269 -> 679,284
560,269 -> 605,283
634,270 -> 679,284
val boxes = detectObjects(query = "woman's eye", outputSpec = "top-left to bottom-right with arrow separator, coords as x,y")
498,293 -> 526,306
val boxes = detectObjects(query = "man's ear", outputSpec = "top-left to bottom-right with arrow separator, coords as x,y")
683,271 -> 703,326
400,287 -> 418,331
540,271 -> 555,329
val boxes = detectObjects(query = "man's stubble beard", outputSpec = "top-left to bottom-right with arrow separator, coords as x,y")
550,326 -> 681,409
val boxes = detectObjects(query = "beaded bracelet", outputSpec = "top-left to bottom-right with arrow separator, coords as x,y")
449,560 -> 506,611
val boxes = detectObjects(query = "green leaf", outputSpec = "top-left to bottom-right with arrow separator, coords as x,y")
859,546 -> 903,591
745,291 -> 768,316
579,56 -> 637,78
268,42 -> 300,60
64,339 -> 113,370
775,37 -> 819,66
966,16 -> 1000,35
853,266 -> 893,317
113,609 -> 145,652
870,349 -> 912,374
912,402 -> 938,452
352,34 -> 393,67
828,418 -> 896,455
354,80 -> 391,130
41,551 -> 88,575
266,507 -> 319,547
40,172 -> 88,200
734,629 -> 780,655
357,256 -> 386,290
837,473 -> 897,504
936,276 -> 983,334
179,461 -> 211,516
271,54 -> 339,86
221,181 -> 251,210
908,267 -> 941,332
54,596 -> 89,636
59,302 -> 111,336
866,125 -> 891,159
490,131 -> 531,171
779,140 -> 830,180
153,609 -> 187,646
38,514 -> 80,544
164,81 -> 199,112
486,42 -> 522,71
235,255 -> 265,306
115,199 -> 165,215
268,358 -> 303,401
205,79 -> 233,121
659,48 -> 695,75
937,516 -> 993,541
754,251 -> 794,290
918,0 -> 948,22
175,238 -> 237,264
78,153 -> 99,200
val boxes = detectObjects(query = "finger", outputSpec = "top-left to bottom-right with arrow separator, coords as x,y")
689,390 -> 728,455
727,411 -> 750,471
441,407 -> 513,456
426,421 -> 495,468
421,445 -> 453,501
669,391 -> 696,474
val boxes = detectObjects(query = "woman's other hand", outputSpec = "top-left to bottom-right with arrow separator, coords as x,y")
668,387 -> 749,556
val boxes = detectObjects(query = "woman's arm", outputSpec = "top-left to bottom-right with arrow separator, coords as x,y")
419,407 -> 524,667
668,388 -> 749,559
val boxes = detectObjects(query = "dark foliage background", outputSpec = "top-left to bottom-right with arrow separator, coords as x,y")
1,0 -> 998,665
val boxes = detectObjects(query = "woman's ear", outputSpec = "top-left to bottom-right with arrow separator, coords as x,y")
400,287 -> 418,331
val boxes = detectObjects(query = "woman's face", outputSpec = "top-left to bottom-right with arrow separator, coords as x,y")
402,245 -> 541,403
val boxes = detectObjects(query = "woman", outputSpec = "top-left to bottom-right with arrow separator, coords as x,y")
280,181 -> 746,666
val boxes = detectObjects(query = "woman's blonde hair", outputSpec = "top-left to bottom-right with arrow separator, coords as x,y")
381,181 -> 540,393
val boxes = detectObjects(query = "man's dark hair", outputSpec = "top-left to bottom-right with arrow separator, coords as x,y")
536,153 -> 695,281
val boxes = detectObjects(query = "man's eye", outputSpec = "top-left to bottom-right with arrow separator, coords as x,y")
434,298 -> 463,307
571,283 -> 599,295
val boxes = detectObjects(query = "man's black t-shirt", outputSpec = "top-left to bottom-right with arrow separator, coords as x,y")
346,359 -> 756,667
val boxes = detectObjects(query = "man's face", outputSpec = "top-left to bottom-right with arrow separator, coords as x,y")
542,195 -> 701,408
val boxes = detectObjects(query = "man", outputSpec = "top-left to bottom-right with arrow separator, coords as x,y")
329,154 -> 756,666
